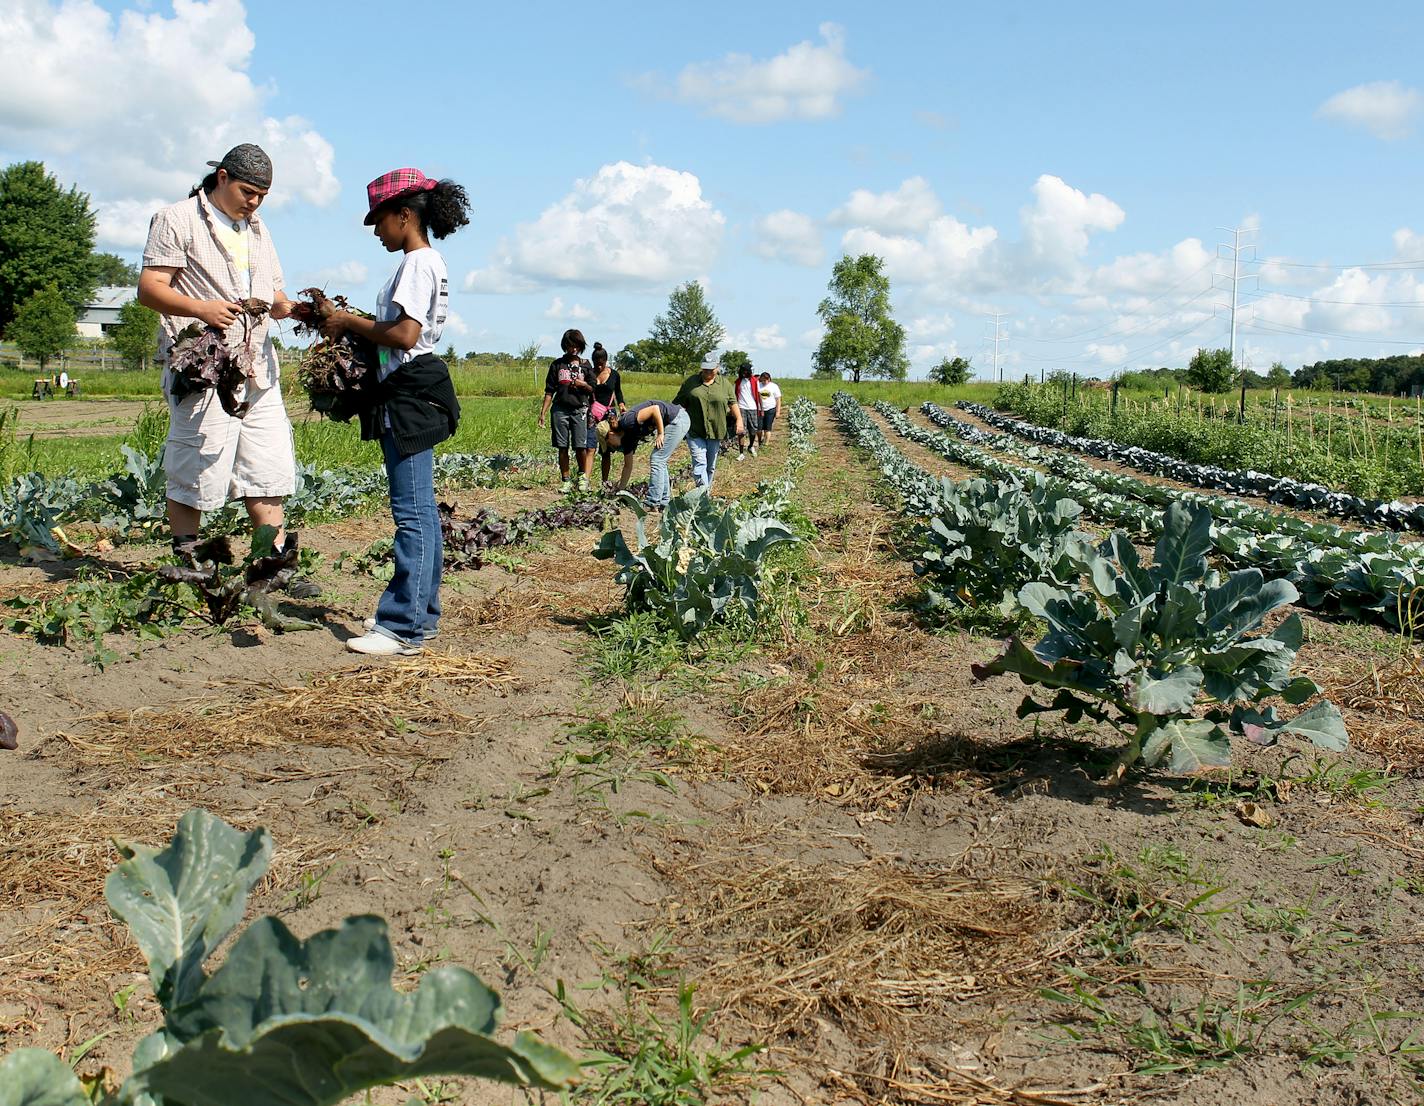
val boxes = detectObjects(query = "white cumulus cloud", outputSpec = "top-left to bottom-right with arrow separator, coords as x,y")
1019,174 -> 1125,270
0,0 -> 339,249
841,216 -> 998,286
750,210 -> 824,266
1318,80 -> 1422,140
728,324 -> 788,351
309,261 -> 369,288
543,296 -> 596,321
830,176 -> 942,235
670,23 -> 868,124
465,162 -> 724,292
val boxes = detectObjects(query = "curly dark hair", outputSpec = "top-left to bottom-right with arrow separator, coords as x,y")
388,179 -> 471,240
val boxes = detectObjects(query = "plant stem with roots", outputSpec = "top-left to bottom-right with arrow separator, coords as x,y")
1103,717 -> 1155,786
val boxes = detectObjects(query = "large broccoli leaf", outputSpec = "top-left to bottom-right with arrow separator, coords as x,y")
105,809 -> 273,1010
126,916 -> 577,1104
0,1051 -> 88,1106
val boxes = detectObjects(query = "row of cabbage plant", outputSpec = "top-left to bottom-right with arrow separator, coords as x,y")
877,402 -> 1421,631
961,399 -> 1424,532
831,392 -> 1347,780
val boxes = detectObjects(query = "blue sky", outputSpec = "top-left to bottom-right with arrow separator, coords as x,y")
3,0 -> 1423,378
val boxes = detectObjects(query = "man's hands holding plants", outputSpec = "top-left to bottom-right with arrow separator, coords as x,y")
196,299 -> 241,329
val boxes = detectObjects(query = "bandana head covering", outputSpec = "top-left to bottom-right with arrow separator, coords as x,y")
207,144 -> 273,189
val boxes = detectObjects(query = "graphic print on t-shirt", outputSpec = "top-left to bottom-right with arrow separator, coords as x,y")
376,248 -> 449,379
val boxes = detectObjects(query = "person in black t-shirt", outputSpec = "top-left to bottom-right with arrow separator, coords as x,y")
537,328 -> 594,492
585,342 -> 626,485
595,399 -> 691,509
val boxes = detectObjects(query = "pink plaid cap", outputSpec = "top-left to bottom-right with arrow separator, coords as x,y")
364,168 -> 438,224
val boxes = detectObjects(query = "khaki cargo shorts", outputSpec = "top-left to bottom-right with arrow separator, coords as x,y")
164,372 -> 297,512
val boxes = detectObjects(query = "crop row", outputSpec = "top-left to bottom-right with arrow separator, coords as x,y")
985,387 -> 1424,525
993,381 -> 1424,502
829,392 -> 1346,778
875,402 -> 1422,630
0,447 -> 541,556
929,404 -> 1423,561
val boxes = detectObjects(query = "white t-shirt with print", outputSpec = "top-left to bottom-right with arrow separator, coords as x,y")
211,218 -> 252,297
758,381 -> 782,412
375,247 -> 448,381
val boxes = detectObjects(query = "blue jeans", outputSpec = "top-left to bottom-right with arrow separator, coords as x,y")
687,436 -> 721,491
373,434 -> 441,645
647,409 -> 690,506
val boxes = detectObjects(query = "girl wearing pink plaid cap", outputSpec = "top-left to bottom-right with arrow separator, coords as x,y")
320,169 -> 471,656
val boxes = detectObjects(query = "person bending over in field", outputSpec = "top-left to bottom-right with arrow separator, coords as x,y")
138,143 -> 318,597
538,329 -> 594,492
596,399 -> 691,511
319,168 -> 469,657
586,342 -> 626,486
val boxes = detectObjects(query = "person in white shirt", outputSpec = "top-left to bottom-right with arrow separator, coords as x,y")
756,371 -> 783,449
318,168 -> 470,657
733,363 -> 760,459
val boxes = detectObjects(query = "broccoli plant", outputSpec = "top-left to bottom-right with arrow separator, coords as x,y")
593,488 -> 798,639
973,502 -> 1347,781
916,476 -> 1086,624
93,446 -> 167,540
0,810 -> 577,1106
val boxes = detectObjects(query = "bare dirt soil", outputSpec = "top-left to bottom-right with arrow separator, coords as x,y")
5,399 -> 156,439
2,408 -> 1423,1105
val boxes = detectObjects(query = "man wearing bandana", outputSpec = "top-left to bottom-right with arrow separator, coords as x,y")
138,144 -> 317,596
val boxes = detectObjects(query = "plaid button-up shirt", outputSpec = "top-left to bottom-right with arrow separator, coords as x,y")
142,189 -> 285,386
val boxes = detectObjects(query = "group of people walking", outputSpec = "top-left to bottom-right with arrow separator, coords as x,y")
134,141 -> 785,664
539,332 -> 783,509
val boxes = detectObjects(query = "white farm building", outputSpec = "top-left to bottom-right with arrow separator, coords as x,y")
76,285 -> 136,338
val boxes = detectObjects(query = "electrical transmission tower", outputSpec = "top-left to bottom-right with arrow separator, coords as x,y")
1215,226 -> 1258,372
985,312 -> 1010,382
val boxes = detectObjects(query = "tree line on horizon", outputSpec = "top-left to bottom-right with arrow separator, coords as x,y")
6,157 -> 1419,395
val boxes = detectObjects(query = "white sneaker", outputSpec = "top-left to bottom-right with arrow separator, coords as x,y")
749,445 -> 758,457
735,451 -> 746,461
576,475 -> 590,492
346,631 -> 422,656
559,479 -> 573,494
363,617 -> 437,641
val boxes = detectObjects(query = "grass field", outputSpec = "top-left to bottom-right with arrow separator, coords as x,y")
0,361 -> 1001,482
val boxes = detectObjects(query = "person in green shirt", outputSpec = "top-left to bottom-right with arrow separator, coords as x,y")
674,358 -> 743,491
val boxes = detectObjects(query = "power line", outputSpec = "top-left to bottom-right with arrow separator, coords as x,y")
1014,259 -> 1217,344
1241,318 -> 1424,346
1256,256 -> 1424,271
1018,312 -> 1220,366
1246,287 -> 1424,308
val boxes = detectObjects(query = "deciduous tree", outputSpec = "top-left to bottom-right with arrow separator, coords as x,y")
812,254 -> 908,383
928,355 -> 972,386
0,161 -> 98,333
1185,347 -> 1235,393
111,298 -> 160,370
91,252 -> 140,287
649,282 -> 724,375
719,349 -> 752,376
9,285 -> 76,371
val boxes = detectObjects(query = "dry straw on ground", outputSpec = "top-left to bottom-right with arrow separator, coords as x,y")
54,651 -> 514,767
0,793 -> 357,1038
654,844 -> 1067,1074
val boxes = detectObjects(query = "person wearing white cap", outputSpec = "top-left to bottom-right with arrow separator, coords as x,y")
674,356 -> 743,491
